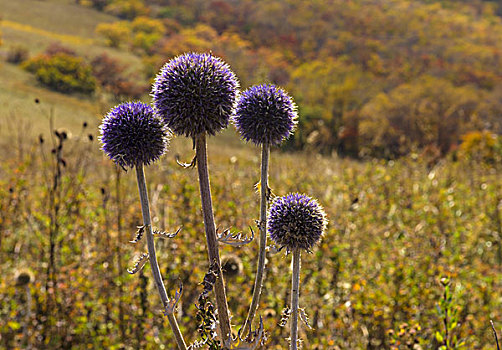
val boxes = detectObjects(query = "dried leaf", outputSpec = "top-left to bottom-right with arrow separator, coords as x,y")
279,307 -> 291,327
127,253 -> 149,274
153,226 -> 182,239
229,317 -> 266,349
176,154 -> 197,168
217,227 -> 254,247
165,283 -> 183,315
299,308 -> 313,330
129,225 -> 146,243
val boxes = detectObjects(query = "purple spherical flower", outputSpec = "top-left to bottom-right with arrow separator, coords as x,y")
151,52 -> 239,139
100,102 -> 169,169
268,193 -> 327,252
234,84 -> 297,145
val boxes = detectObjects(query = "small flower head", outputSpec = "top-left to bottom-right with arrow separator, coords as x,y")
152,52 -> 239,139
268,193 -> 327,252
100,102 -> 169,169
234,84 -> 298,145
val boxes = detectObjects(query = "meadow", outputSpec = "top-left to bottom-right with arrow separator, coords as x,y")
1,0 -> 502,349
1,101 -> 501,349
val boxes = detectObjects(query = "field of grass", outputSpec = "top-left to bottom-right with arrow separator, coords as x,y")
1,115 -> 501,349
1,1 -> 502,349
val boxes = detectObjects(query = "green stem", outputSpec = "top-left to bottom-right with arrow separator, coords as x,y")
290,248 -> 301,350
135,165 -> 187,350
195,133 -> 232,346
242,143 -> 269,335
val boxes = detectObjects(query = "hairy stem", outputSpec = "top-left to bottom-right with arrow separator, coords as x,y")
290,248 -> 301,350
135,165 -> 187,350
195,133 -> 232,345
242,143 -> 269,335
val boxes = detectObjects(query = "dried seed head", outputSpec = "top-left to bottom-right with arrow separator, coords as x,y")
152,52 -> 239,138
99,102 -> 170,169
221,254 -> 243,278
263,308 -> 277,319
15,270 -> 34,286
268,193 -> 327,252
234,84 -> 297,146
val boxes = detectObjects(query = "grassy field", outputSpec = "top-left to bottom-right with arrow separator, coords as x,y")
1,121 -> 501,349
1,1 -> 502,349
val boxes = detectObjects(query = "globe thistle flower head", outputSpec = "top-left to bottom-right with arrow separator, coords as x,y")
151,52 -> 239,139
234,84 -> 298,145
100,102 -> 169,169
268,193 -> 327,252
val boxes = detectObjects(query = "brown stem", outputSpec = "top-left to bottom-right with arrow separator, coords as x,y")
195,133 -> 232,345
136,165 -> 187,350
242,143 -> 269,335
290,248 -> 301,350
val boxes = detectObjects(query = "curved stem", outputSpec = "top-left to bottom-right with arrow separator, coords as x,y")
242,143 -> 269,335
195,133 -> 232,345
135,165 -> 187,350
290,248 -> 301,350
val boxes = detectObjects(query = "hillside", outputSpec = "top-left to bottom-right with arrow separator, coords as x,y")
2,0 -> 502,156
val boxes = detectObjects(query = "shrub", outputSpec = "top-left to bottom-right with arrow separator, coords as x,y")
129,16 -> 165,53
130,16 -> 165,35
44,42 -> 76,57
458,130 -> 502,163
6,46 -> 29,64
95,21 -> 131,48
86,0 -> 109,11
104,0 -> 149,20
91,53 -> 146,100
22,53 -> 96,94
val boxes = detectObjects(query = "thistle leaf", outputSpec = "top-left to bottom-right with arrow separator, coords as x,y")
176,154 -> 197,168
254,182 -> 274,201
165,283 -> 183,315
299,308 -> 313,330
127,253 -> 149,274
187,339 -> 207,349
217,227 -> 254,247
200,262 -> 219,298
153,226 -> 182,239
279,307 -> 292,327
229,317 -> 266,349
129,225 -> 146,243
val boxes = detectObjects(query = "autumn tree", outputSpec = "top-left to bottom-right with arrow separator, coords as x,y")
96,21 -> 131,48
289,57 -> 376,155
359,76 -> 479,158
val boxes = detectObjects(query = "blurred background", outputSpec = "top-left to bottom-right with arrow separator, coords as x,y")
0,0 -> 501,348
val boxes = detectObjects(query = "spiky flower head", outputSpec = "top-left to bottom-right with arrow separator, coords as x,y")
268,193 -> 327,252
100,102 -> 169,169
151,52 -> 239,139
233,84 -> 298,145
